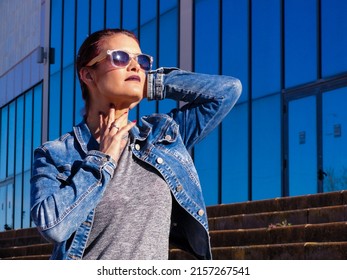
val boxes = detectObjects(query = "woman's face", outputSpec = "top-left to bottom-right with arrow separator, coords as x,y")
88,33 -> 147,110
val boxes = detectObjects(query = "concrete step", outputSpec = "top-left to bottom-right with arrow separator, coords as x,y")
207,191 -> 347,218
210,221 -> 347,247
211,241 -> 347,260
0,243 -> 53,259
208,205 -> 347,230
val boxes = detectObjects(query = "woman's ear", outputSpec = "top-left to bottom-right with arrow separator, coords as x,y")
80,67 -> 94,86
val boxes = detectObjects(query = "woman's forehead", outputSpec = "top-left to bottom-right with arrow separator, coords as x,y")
100,34 -> 141,53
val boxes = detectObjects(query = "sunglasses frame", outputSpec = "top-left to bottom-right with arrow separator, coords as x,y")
86,49 -> 153,71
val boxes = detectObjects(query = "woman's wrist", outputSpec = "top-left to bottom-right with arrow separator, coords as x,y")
146,68 -> 165,100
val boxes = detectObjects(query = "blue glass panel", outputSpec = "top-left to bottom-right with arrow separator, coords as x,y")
61,65 -> 74,135
50,0 -> 63,75
22,170 -> 31,228
23,91 -> 33,170
323,87 -> 347,192
158,0 -> 178,114
122,0 -> 138,34
63,0 -> 75,67
0,187 -> 6,230
252,94 -> 281,200
49,72 -> 61,140
222,103 -> 249,203
195,129 -> 220,206
288,96 -> 317,196
91,0 -> 105,32
76,0 -> 90,51
0,107 -> 8,180
194,0 -> 220,205
23,90 -> 33,228
139,0 -> 157,117
222,0 -> 248,103
195,0 -> 219,74
33,84 -> 43,150
252,0 -> 281,98
285,0 -> 317,88
8,103 -> 15,177
6,184 -> 14,229
322,0 -> 347,77
106,0 -> 121,28
14,173 -> 22,229
75,0 -> 90,124
14,96 -> 24,229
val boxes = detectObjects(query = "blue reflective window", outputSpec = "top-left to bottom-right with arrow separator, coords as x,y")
23,90 -> 33,228
33,84 -> 43,151
91,0 -> 105,32
194,0 -> 220,205
222,0 -> 248,103
252,0 -> 281,98
50,0 -> 63,75
322,87 -> 347,192
194,0 -> 219,75
0,107 -> 8,180
139,0 -> 157,117
122,0 -> 138,34
158,0 -> 178,114
49,0 -> 63,140
14,96 -> 24,229
62,66 -> 74,135
288,96 -> 317,196
8,103 -> 15,177
63,0 -> 75,67
61,1 -> 76,134
48,73 -> 61,140
322,0 -> 347,77
106,0 -> 121,28
252,94 -> 281,200
222,103 -> 249,203
75,0 -> 90,124
285,0 -> 317,88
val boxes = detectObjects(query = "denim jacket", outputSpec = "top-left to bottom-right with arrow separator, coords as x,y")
30,68 -> 242,260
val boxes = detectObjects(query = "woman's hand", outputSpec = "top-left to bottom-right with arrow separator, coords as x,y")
99,105 -> 136,162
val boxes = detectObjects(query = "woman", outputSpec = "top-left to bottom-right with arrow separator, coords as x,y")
30,28 -> 242,260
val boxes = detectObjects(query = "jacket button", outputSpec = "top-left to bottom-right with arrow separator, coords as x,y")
198,209 -> 205,216
176,185 -> 183,192
156,157 -> 164,164
135,144 -> 141,151
165,135 -> 172,141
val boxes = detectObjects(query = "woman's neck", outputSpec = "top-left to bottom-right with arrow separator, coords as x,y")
86,105 -> 129,141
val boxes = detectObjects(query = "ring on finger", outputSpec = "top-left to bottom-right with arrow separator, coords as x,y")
110,124 -> 120,131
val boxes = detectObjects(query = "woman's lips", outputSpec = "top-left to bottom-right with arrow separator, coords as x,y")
125,75 -> 141,82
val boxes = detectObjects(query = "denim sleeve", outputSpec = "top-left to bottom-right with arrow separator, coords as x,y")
162,68 -> 242,151
30,146 -> 116,242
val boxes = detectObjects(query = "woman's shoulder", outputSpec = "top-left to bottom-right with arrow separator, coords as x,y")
35,130 -> 75,154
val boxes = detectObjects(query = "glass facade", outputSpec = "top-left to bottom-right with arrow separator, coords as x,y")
1,0 -> 347,231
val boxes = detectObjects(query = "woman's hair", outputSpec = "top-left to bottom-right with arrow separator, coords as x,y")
76,28 -> 139,116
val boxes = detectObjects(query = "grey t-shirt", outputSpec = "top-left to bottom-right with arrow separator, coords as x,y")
83,140 -> 172,260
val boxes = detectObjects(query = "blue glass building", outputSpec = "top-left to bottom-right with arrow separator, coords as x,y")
0,0 -> 346,231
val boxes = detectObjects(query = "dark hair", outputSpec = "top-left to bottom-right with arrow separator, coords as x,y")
76,28 -> 139,115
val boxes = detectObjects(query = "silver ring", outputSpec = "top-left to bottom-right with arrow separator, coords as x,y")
111,124 -> 120,131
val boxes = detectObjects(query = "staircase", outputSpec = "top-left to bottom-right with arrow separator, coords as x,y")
1,190 -> 347,260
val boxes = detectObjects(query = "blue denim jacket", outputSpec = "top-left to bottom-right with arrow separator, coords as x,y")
30,68 -> 241,260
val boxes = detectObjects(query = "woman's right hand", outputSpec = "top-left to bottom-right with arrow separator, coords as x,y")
99,105 -> 136,162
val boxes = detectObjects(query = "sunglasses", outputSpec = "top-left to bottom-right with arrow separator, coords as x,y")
86,49 -> 153,71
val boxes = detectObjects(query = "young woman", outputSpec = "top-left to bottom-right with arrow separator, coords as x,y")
30,28 -> 242,260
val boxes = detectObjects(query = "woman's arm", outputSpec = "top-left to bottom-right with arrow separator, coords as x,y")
148,68 -> 242,151
30,146 -> 116,242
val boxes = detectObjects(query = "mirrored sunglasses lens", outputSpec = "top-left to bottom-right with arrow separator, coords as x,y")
137,55 -> 151,70
112,51 -> 130,67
